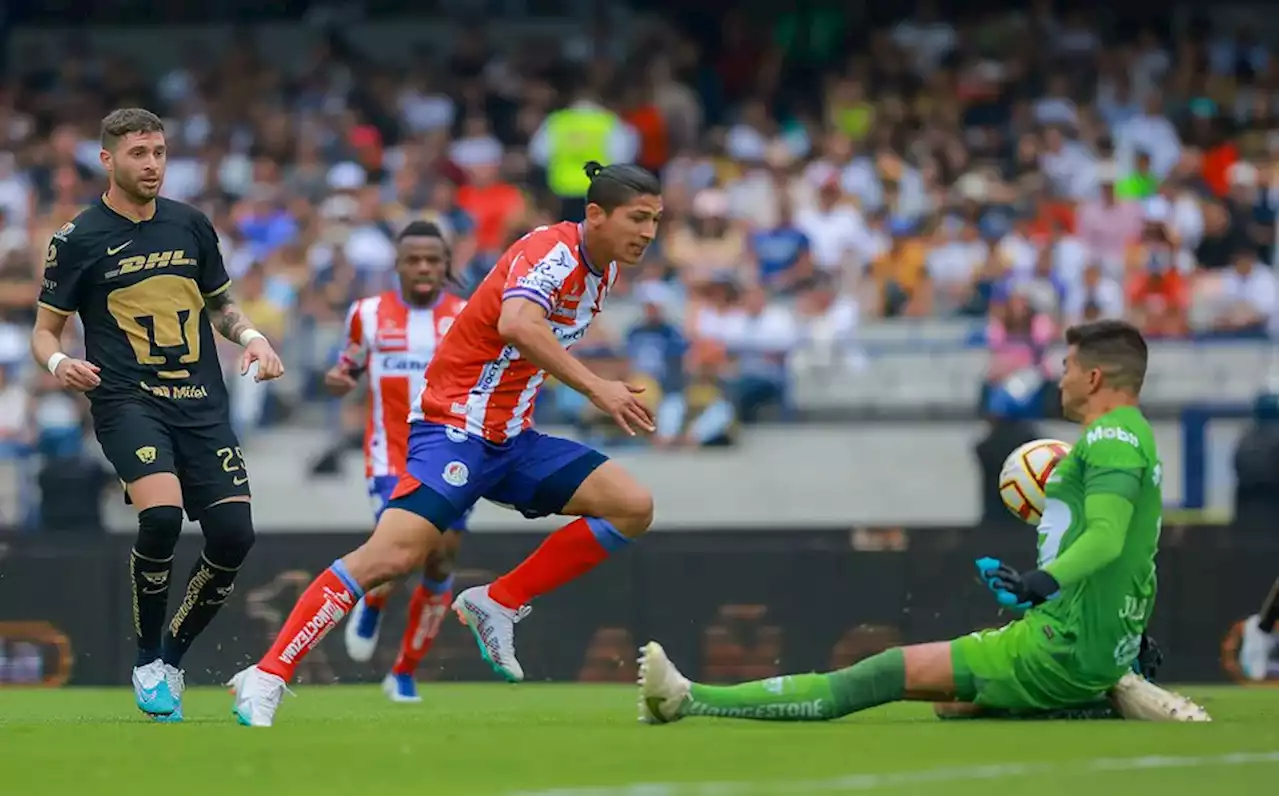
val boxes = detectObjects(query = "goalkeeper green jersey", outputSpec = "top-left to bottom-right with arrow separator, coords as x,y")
1030,405 -> 1162,681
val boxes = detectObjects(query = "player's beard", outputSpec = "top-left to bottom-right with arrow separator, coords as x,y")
404,285 -> 440,307
116,169 -> 162,203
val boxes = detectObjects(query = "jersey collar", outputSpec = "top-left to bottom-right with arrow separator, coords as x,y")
394,285 -> 445,311
576,223 -> 607,277
99,193 -> 158,223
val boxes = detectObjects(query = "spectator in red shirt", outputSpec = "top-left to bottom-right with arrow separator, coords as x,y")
1126,223 -> 1189,338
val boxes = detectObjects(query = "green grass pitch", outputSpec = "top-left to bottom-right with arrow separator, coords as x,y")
0,684 -> 1275,795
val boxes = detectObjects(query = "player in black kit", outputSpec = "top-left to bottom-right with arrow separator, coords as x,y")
31,108 -> 285,722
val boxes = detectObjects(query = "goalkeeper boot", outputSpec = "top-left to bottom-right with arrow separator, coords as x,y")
227,665 -> 291,727
132,658 -> 178,716
638,641 -> 690,724
1238,614 -> 1277,681
1109,672 -> 1210,722
452,585 -> 529,683
343,596 -> 383,663
152,664 -> 186,723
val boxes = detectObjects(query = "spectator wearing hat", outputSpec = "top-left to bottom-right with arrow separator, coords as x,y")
870,216 -> 929,317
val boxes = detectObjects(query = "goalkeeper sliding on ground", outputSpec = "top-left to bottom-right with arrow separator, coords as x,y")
640,320 -> 1208,725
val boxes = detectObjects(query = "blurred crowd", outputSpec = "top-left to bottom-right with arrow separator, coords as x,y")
0,3 -> 1276,525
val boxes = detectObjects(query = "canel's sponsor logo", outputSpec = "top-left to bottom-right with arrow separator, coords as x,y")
377,354 -> 431,372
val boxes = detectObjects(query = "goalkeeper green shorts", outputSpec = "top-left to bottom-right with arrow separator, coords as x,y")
950,618 -> 1111,712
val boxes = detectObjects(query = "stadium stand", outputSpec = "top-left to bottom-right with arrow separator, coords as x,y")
0,1 -> 1274,529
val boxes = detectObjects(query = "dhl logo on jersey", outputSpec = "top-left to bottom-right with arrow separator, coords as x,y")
108,249 -> 198,279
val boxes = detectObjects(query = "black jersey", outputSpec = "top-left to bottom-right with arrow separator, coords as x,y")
39,196 -> 233,427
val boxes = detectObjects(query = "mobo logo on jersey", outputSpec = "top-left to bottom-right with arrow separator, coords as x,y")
111,249 -> 198,278
1086,426 -> 1140,448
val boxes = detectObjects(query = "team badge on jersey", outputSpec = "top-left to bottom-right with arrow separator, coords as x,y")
52,222 -> 75,242
442,460 -> 470,487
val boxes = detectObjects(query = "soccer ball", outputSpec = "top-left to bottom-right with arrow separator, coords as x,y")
999,439 -> 1072,524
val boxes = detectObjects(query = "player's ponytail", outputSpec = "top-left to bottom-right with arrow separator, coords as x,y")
582,161 -> 661,212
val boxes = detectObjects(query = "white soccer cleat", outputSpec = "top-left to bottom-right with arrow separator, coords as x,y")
1109,672 -> 1211,722
227,665 -> 291,727
132,659 -> 177,716
1238,614 -> 1277,681
637,641 -> 690,724
343,597 -> 382,663
452,585 -> 529,683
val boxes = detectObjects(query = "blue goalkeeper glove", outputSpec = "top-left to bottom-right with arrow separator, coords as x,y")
975,557 -> 1061,610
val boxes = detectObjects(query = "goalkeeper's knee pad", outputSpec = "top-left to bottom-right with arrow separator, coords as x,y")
199,500 -> 256,569
135,505 -> 184,560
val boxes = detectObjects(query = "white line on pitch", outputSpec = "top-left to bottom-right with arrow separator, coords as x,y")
507,751 -> 1279,796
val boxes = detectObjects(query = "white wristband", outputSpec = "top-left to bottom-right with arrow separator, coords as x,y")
46,352 -> 69,376
238,329 -> 265,346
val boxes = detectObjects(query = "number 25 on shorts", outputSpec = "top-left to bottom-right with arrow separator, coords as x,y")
217,446 -> 249,486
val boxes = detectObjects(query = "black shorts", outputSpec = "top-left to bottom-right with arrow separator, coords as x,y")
94,402 -> 250,520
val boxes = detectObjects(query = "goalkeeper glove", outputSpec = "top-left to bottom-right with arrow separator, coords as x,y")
975,557 -> 1061,610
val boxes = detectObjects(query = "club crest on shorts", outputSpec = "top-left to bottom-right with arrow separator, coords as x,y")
135,446 -> 157,464
442,460 -> 470,487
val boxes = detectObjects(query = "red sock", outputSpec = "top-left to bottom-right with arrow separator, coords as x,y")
364,589 -> 389,611
258,566 -> 359,681
391,585 -> 451,676
489,517 -> 629,609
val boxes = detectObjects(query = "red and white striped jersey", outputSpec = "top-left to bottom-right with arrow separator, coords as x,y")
345,290 -> 467,477
413,221 -> 618,442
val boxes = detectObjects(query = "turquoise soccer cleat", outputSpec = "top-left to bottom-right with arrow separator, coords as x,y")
151,665 -> 186,722
132,659 -> 178,716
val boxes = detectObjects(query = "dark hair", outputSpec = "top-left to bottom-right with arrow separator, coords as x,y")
398,220 -> 448,244
101,108 -> 165,150
1064,320 -> 1148,394
583,160 -> 661,213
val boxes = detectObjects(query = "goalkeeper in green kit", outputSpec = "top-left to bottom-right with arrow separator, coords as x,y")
639,320 -> 1208,724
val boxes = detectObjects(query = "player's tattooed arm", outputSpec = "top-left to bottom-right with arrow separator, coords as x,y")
204,289 -> 256,343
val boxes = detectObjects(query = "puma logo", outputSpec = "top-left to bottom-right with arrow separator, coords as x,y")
107,241 -> 132,255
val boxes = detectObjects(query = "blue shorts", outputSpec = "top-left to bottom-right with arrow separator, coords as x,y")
387,421 -> 608,531
369,474 -> 472,531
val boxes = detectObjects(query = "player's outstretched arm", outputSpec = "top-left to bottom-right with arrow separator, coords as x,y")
204,289 -> 285,382
30,307 -> 100,391
498,297 -> 654,435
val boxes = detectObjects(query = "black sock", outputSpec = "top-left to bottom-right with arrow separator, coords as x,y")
1259,582 -> 1278,634
131,549 -> 174,667
161,554 -> 239,668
